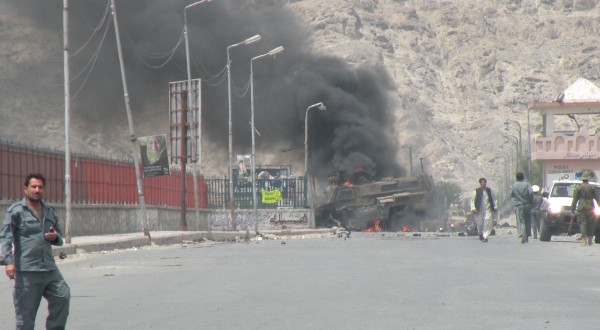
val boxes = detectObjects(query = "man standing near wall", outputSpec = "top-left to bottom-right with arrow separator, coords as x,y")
0,173 -> 70,329
511,172 -> 533,244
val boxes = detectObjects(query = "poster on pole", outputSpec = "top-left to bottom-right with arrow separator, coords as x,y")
139,134 -> 170,178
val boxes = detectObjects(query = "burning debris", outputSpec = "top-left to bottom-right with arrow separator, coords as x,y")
334,228 -> 351,240
315,174 -> 436,232
363,219 -> 382,233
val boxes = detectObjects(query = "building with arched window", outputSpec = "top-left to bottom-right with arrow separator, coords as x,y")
529,78 -> 600,190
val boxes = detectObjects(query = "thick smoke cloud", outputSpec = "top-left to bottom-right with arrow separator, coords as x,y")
11,0 -> 404,182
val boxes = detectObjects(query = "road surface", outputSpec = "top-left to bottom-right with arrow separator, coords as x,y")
1,231 -> 599,329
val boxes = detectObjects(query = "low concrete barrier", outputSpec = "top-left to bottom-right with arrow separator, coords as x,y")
0,201 -> 311,236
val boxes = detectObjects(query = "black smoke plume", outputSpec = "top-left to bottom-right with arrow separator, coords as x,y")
10,0 -> 404,182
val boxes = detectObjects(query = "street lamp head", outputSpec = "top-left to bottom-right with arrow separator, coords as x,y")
244,34 -> 262,45
268,46 -> 285,57
185,0 -> 211,12
308,102 -> 326,111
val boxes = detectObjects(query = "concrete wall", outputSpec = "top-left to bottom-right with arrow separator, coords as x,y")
0,201 -> 311,236
532,133 -> 600,160
209,208 -> 311,231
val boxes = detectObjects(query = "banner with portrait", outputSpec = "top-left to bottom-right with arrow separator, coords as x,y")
139,134 -> 170,178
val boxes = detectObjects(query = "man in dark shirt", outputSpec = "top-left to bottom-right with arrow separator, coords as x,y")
470,177 -> 497,242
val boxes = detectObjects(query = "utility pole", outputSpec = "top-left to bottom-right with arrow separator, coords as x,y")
63,0 -> 72,243
110,0 -> 151,241
184,2 -> 209,228
180,92 -> 188,231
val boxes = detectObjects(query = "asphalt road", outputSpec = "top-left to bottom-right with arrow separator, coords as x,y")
1,232 -> 599,330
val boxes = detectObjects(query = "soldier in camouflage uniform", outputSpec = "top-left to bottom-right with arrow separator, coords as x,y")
570,173 -> 600,246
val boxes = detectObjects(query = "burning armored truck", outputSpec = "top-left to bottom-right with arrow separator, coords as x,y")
314,172 -> 436,231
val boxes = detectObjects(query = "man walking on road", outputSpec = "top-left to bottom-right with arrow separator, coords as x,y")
570,172 -> 600,246
470,177 -> 497,242
511,172 -> 533,244
0,173 -> 70,330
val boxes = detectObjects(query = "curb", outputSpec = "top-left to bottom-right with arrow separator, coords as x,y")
52,229 -> 338,256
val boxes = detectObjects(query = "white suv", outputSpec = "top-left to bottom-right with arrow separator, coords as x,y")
540,180 -> 600,241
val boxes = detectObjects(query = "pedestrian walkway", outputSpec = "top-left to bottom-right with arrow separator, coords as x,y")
53,228 -> 338,256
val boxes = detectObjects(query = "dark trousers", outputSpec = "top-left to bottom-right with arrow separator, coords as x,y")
13,270 -> 70,330
516,206 -> 531,238
531,210 -> 542,238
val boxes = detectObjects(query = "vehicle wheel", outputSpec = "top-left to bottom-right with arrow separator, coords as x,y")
539,220 -> 551,242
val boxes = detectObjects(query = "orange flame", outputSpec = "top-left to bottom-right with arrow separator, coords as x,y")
402,226 -> 410,232
363,219 -> 382,232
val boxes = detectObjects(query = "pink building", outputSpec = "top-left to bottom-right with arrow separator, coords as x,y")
529,78 -> 600,190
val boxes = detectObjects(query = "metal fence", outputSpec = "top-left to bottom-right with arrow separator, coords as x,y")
1,140 -> 306,209
0,140 -> 207,207
206,177 -> 306,209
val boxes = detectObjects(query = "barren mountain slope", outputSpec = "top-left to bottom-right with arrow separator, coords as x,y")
291,0 -> 600,192
1,0 -> 600,196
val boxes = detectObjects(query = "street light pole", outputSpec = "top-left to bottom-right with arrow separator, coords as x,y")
505,119 -> 522,176
250,46 -> 284,234
499,147 -> 515,226
227,34 -> 261,231
500,146 -> 514,176
526,108 -> 532,180
495,152 -> 509,216
305,102 -> 326,228
184,0 -> 211,229
504,132 -> 520,173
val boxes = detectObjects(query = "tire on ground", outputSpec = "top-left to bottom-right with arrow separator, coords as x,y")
539,220 -> 551,242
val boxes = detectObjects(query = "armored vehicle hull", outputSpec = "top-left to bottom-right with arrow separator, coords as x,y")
315,174 -> 436,231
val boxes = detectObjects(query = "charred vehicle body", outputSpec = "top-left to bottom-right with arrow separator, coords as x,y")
315,172 -> 436,231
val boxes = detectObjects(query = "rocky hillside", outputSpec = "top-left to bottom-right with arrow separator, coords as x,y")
1,0 -> 600,196
293,0 -> 600,192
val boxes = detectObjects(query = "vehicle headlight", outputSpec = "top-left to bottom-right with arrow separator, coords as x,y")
594,208 -> 600,216
548,204 -> 563,214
